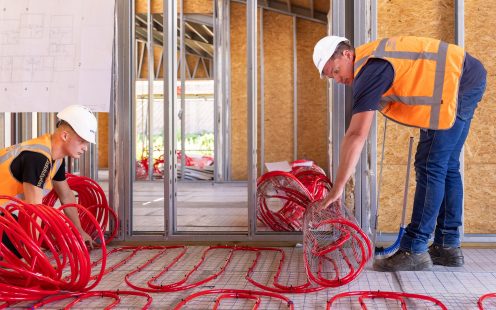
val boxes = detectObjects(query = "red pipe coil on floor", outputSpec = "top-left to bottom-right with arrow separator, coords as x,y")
0,196 -> 107,303
43,173 -> 118,243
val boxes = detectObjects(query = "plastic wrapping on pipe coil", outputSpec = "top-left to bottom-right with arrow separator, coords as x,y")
303,202 -> 372,287
256,161 -> 332,232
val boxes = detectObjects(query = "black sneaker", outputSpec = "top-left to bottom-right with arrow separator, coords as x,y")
428,244 -> 464,267
373,249 -> 433,272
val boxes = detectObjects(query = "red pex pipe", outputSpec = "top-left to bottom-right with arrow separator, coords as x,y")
0,196 -> 106,303
120,245 -> 325,294
32,290 -> 152,310
327,291 -> 448,310
214,292 -> 262,310
172,289 -> 294,310
43,173 -> 118,243
478,293 -> 496,310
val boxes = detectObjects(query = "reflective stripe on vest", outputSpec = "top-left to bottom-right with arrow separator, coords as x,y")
354,37 -> 464,129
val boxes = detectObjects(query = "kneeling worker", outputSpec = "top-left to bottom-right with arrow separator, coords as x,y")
0,105 -> 98,253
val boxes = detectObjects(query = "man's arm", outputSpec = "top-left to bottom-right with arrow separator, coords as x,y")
53,179 -> 96,248
320,110 -> 375,207
23,182 -> 44,204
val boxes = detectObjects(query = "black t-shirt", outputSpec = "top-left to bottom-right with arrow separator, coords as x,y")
352,52 -> 486,115
10,151 -> 66,188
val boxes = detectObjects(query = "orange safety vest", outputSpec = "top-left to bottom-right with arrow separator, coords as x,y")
0,134 -> 63,201
354,36 -> 465,130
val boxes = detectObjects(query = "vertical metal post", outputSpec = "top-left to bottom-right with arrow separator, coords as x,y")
331,1 -> 351,181
164,0 -> 178,236
455,0 -> 465,239
224,0 -> 231,180
214,0 -> 231,182
292,15 -> 298,161
247,0 -> 258,236
4,112 -> 11,147
259,7 -> 265,173
353,0 -> 376,233
0,113 -> 4,148
146,0 -> 154,181
180,0 -> 186,180
112,0 -> 133,240
31,112 -> 37,138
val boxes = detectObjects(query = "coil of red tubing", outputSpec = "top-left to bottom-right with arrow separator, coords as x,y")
257,161 -> 332,232
43,173 -> 118,244
0,196 -> 107,304
303,203 -> 372,287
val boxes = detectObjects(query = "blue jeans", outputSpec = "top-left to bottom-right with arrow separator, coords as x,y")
400,78 -> 486,253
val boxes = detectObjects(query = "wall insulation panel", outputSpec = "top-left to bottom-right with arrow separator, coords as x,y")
376,0 -> 454,232
464,0 -> 496,233
296,19 -> 327,168
230,2 -> 248,180
262,10 -> 294,166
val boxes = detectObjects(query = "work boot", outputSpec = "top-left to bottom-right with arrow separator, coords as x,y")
428,244 -> 464,267
373,249 -> 433,272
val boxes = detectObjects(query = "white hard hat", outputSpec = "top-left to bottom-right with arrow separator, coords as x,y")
313,36 -> 349,78
57,105 -> 97,144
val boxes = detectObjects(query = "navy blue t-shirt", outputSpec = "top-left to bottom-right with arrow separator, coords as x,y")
352,52 -> 486,115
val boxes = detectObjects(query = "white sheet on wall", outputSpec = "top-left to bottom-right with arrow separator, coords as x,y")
0,0 -> 114,112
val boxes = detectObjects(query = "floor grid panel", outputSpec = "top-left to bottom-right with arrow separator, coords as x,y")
8,246 -> 496,309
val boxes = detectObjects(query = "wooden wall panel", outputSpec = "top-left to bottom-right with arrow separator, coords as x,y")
376,0 -> 454,232
135,0 -> 212,15
98,113 -> 109,169
296,19 -> 327,168
230,2 -> 248,180
263,11 -> 294,165
464,0 -> 496,233
184,0 -> 213,14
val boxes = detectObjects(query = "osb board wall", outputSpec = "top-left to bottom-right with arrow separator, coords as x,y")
183,0 -> 213,14
230,2 -> 248,180
376,0 -> 454,232
98,113 -> 109,169
464,0 -> 496,233
296,19 -> 327,168
262,10 -> 294,166
135,0 -> 212,14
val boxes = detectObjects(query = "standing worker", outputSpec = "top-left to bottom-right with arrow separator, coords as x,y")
0,105 -> 98,253
313,36 -> 486,271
